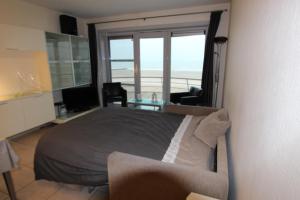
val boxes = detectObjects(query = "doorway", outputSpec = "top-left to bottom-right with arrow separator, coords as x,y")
133,32 -> 170,102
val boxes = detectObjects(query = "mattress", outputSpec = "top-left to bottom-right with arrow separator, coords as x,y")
34,107 -> 184,186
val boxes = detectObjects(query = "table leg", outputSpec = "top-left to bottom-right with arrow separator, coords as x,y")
2,171 -> 17,200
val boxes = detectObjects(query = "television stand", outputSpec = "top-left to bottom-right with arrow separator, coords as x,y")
53,107 -> 100,124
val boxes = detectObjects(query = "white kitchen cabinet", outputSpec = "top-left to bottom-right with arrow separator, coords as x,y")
21,92 -> 55,130
0,100 -> 25,139
0,24 -> 46,52
0,92 -> 55,139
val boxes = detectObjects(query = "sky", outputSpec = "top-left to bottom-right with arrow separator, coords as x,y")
110,34 -> 205,71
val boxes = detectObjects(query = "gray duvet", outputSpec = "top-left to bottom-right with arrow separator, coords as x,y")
34,107 -> 184,186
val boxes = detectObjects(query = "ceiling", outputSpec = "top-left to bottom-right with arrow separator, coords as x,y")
21,0 -> 228,19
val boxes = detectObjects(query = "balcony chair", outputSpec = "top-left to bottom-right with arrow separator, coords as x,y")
102,82 -> 128,107
170,86 -> 204,106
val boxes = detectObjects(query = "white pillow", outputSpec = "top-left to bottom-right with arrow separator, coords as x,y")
193,109 -> 230,148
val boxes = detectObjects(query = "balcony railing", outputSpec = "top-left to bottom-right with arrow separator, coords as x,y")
112,76 -> 202,99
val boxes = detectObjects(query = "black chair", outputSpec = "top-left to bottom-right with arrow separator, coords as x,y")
102,82 -> 127,107
170,87 -> 204,106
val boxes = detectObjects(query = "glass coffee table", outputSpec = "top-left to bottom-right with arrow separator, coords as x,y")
127,99 -> 165,111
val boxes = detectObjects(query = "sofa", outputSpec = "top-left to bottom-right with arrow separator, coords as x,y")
108,105 -> 229,200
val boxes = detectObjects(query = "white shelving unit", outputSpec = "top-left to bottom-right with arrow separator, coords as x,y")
45,32 -> 97,123
45,32 -> 92,90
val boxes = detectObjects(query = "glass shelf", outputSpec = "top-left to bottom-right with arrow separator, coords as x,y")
49,62 -> 74,90
46,33 -> 72,61
71,36 -> 90,61
74,62 -> 92,86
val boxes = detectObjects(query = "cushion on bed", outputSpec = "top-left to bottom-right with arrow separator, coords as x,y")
193,109 -> 230,149
163,115 -> 214,171
174,116 -> 214,170
175,135 -> 214,171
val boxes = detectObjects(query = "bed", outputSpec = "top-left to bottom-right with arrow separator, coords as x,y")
34,107 -> 184,186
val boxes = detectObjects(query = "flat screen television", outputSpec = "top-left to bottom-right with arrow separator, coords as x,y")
62,86 -> 99,112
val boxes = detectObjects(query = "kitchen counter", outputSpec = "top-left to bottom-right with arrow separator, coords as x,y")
0,91 -> 50,103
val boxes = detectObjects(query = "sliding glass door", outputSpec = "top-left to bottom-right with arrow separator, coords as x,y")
170,34 -> 205,93
109,37 -> 135,99
107,29 -> 205,103
136,34 -> 167,101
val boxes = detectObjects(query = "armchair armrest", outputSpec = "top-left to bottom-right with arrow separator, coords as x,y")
120,87 -> 128,107
164,104 -> 218,116
108,152 -> 228,200
102,88 -> 109,107
120,87 -> 127,95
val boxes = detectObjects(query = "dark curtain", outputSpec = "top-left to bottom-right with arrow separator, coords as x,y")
201,11 -> 223,106
88,24 -> 98,88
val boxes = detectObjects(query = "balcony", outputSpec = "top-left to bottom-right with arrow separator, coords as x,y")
112,76 -> 202,100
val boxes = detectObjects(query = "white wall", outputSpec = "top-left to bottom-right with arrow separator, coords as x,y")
0,0 -> 87,36
0,0 -> 88,103
224,0 -> 300,199
91,3 -> 229,36
0,0 -> 88,101
89,3 -> 228,23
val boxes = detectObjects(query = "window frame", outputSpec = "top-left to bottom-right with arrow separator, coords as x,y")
105,27 -> 207,102
108,36 -> 135,97
170,32 -> 207,93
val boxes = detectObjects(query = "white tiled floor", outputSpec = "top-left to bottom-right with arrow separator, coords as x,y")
0,127 -> 108,200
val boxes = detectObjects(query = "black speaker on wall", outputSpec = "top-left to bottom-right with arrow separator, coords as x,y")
60,15 -> 78,35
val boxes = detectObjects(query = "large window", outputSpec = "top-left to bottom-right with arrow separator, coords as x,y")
109,37 -> 135,99
171,34 -> 206,93
107,30 -> 206,102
